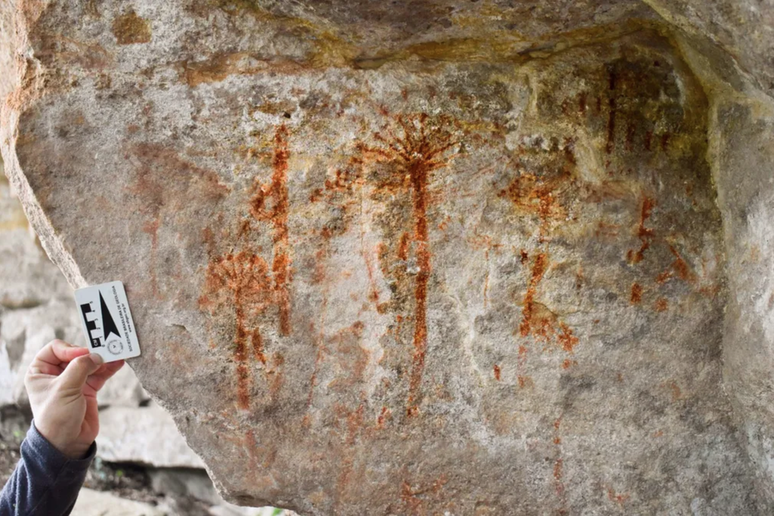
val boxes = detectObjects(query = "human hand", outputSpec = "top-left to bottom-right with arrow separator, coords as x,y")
24,339 -> 125,459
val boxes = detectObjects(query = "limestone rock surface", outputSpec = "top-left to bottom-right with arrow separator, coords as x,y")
2,1 -> 774,514
644,0 -> 774,97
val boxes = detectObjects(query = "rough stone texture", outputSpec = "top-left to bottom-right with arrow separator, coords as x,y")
660,27 -> 774,509
97,403 -> 206,468
644,0 -> 774,97
2,1 -> 774,514
702,87 -> 774,507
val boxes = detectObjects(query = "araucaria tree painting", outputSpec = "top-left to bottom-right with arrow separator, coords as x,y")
200,250 -> 272,410
360,113 -> 459,416
200,125 -> 292,410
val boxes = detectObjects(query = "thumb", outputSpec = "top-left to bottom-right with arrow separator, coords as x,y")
58,354 -> 104,391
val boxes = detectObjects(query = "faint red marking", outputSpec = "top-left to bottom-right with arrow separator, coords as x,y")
654,298 -> 669,312
656,270 -> 672,284
469,233 -> 503,310
607,486 -> 630,506
364,245 -> 382,308
561,359 -> 577,370
499,139 -> 577,242
575,267 -> 583,291
553,417 -> 567,514
644,130 -> 653,151
520,253 -> 548,337
519,256 -> 576,351
251,329 -> 266,364
128,145 -> 228,299
377,406 -> 391,429
305,321 -> 327,421
664,380 -> 682,401
397,232 -> 410,261
557,323 -> 578,353
202,227 -> 216,257
625,121 -> 636,151
400,474 -> 448,515
627,196 -> 655,264
517,345 -> 529,388
249,124 -> 292,335
606,70 -> 617,154
630,283 -> 643,304
334,404 -> 365,506
142,217 -> 160,297
200,251 -> 272,409
244,429 -> 258,474
667,244 -> 696,283
500,171 -> 570,241
493,364 -> 501,381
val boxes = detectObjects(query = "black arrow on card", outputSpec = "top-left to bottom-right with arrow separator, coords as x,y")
99,292 -> 122,340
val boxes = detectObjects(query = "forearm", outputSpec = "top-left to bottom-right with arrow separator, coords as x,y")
0,421 -> 95,516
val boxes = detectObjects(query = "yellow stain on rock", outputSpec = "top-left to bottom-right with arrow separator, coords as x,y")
111,9 -> 151,45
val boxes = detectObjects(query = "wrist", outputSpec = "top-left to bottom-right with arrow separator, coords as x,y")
58,442 -> 92,460
33,420 -> 90,460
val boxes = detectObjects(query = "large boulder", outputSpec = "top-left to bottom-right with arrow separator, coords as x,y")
2,0 -> 773,514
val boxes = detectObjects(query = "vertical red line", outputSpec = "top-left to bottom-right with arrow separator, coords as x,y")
520,253 -> 548,337
271,125 -> 292,336
407,160 -> 430,416
234,286 -> 250,410
606,70 -> 617,155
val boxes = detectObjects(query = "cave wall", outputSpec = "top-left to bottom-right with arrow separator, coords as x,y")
713,95 -> 774,509
670,30 -> 774,505
1,0 -> 773,514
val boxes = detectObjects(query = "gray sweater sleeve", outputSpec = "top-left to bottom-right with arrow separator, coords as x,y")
0,421 -> 95,516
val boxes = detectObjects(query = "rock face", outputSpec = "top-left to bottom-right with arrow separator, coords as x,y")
1,1 -> 773,514
644,0 -> 774,96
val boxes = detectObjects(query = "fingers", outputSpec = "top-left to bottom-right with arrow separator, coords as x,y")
58,353 -> 104,391
28,362 -> 63,377
86,360 -> 125,392
31,340 -> 89,369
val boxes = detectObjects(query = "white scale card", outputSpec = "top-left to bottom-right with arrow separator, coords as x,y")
74,281 -> 141,362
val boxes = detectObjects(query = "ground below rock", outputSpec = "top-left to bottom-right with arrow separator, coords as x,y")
97,402 -> 205,469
